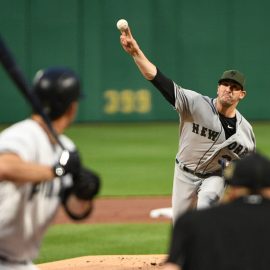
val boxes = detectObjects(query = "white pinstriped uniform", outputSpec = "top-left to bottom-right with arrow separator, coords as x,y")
172,83 -> 255,221
0,119 -> 75,269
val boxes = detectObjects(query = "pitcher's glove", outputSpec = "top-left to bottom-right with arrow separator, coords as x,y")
72,167 -> 101,200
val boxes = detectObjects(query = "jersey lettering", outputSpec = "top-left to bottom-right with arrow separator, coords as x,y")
28,182 -> 56,201
227,142 -> 248,157
239,147 -> 249,158
192,123 -> 219,141
228,142 -> 237,150
29,183 -> 41,200
200,126 -> 207,137
192,123 -> 199,133
234,145 -> 243,155
208,129 -> 219,141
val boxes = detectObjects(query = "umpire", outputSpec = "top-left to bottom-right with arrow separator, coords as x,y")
163,152 -> 270,270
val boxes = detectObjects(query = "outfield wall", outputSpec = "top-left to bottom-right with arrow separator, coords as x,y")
0,0 -> 269,123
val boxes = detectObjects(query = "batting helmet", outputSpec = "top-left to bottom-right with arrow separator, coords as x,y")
32,67 -> 81,120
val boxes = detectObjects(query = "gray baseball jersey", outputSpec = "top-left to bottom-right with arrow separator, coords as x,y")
0,119 -> 74,266
174,85 -> 255,172
172,83 -> 255,220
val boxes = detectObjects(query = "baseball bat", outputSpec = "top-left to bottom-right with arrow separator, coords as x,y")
0,35 -> 65,150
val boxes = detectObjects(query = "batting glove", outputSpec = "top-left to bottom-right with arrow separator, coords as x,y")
53,150 -> 81,177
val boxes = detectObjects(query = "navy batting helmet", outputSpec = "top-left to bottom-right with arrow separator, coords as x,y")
33,67 -> 81,120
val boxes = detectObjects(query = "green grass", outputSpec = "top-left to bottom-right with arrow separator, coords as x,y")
65,121 -> 270,196
252,122 -> 270,155
35,223 -> 171,264
65,122 -> 178,196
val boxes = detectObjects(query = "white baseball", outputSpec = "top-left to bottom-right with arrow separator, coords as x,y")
116,19 -> 128,31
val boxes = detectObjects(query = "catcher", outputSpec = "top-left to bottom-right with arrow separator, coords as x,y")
0,67 -> 100,270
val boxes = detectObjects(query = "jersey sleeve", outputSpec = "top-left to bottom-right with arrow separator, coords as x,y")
150,68 -> 202,121
174,84 -> 203,121
0,123 -> 37,161
59,134 -> 76,152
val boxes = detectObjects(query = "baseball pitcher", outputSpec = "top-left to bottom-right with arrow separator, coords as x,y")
119,24 -> 255,222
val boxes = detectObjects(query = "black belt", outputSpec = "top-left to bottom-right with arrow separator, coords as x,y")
0,254 -> 28,265
176,159 -> 222,178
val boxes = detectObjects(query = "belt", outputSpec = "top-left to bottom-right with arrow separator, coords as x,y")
0,254 -> 28,265
176,159 -> 222,178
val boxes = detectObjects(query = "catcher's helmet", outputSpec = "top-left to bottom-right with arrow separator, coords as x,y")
33,67 -> 81,120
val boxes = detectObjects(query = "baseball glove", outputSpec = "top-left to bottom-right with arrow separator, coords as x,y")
61,167 -> 101,220
72,167 -> 101,200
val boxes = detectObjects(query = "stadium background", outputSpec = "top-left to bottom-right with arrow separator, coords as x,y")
1,0 -> 270,123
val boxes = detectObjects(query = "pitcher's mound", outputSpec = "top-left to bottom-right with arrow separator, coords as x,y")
38,254 -> 167,270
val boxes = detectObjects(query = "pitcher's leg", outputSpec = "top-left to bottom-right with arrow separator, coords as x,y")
197,176 -> 225,209
172,164 -> 201,223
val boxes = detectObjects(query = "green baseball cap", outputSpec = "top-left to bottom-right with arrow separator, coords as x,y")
218,70 -> 245,89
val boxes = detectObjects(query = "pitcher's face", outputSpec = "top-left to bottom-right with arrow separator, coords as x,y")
217,81 -> 246,107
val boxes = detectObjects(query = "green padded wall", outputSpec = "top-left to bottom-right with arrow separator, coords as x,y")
0,0 -> 269,122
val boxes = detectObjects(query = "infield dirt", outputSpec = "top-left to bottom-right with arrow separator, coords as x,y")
38,196 -> 171,270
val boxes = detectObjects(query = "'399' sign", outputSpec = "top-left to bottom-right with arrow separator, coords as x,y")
103,89 -> 152,114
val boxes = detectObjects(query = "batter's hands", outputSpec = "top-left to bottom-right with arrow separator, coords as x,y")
72,167 -> 101,200
120,27 -> 140,57
53,150 -> 81,177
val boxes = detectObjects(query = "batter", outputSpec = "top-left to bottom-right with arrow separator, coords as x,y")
0,67 -> 100,269
119,25 -> 255,222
